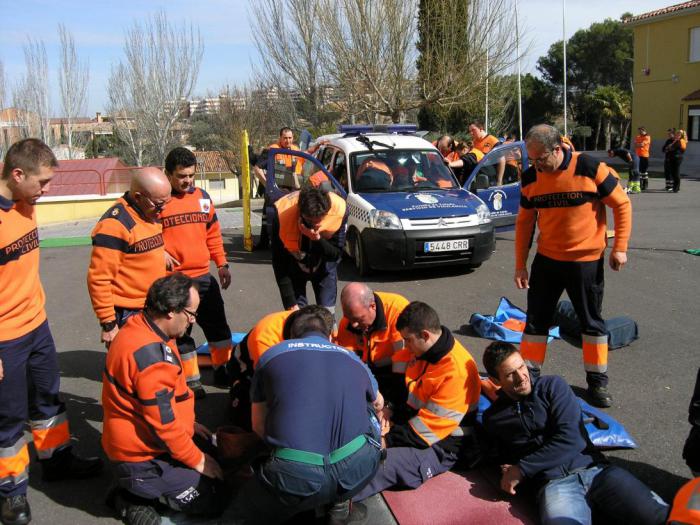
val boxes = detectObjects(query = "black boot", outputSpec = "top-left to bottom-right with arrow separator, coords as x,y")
109,488 -> 161,525
213,366 -> 231,388
327,500 -> 368,525
41,447 -> 104,482
1,495 -> 31,525
587,385 -> 613,408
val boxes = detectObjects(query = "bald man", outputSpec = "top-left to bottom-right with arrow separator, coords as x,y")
336,283 -> 410,404
87,168 -> 171,346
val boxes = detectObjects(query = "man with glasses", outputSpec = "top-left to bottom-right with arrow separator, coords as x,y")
102,273 -> 226,524
515,124 -> 631,408
160,147 -> 233,398
87,167 -> 171,347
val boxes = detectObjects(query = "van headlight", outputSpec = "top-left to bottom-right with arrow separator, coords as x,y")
369,210 -> 402,230
476,204 -> 491,224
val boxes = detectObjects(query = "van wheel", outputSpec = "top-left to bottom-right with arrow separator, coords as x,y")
353,235 -> 371,277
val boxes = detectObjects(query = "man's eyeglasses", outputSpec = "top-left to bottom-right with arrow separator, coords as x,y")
532,145 -> 560,165
182,308 -> 198,321
141,194 -> 167,213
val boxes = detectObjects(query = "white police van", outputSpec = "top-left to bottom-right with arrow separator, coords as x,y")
265,125 -> 527,275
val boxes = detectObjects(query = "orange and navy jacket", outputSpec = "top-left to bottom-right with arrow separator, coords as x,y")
160,187 -> 226,278
273,190 -> 347,254
473,134 -> 499,154
0,195 -> 45,341
102,312 -> 202,468
246,310 -> 294,369
87,193 -> 166,323
269,142 -> 303,174
667,476 -> 700,525
634,134 -> 650,158
515,149 -> 632,270
384,327 -> 480,453
335,292 -> 409,372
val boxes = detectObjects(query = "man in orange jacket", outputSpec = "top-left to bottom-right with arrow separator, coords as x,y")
634,126 -> 651,190
87,168 -> 171,347
161,147 -> 233,398
335,283 -> 410,405
1,139 -> 102,525
515,124 -> 631,408
103,273 -> 225,524
353,302 -> 480,501
270,186 -> 347,312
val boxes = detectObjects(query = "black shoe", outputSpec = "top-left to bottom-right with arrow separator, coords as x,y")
213,366 -> 230,388
588,386 -> 613,408
1,495 -> 31,525
188,380 -> 207,400
111,489 -> 161,525
41,447 -> 104,482
327,501 -> 368,525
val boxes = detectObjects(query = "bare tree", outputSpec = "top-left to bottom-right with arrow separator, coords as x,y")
17,38 -> 51,144
318,0 -> 416,123
58,24 -> 89,159
250,0 -> 326,128
108,11 -> 203,165
0,59 -> 5,110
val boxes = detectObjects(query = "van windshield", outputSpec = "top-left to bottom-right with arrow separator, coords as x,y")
349,149 -> 458,193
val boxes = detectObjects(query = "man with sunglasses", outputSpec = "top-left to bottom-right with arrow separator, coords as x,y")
515,124 -> 631,408
87,167 -> 171,347
160,147 -> 233,398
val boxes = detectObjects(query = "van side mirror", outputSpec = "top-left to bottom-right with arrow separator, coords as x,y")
475,174 -> 489,190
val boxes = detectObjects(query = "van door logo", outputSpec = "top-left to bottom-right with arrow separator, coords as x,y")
490,190 -> 506,211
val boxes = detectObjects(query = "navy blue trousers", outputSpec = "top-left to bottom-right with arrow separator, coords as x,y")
0,321 -> 67,496
231,440 -> 381,524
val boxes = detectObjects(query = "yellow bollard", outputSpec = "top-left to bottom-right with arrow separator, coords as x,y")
241,130 -> 253,252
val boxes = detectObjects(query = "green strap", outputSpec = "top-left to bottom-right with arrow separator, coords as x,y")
273,435 -> 367,466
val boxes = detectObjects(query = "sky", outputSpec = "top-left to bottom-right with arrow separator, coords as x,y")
0,0 -> 677,116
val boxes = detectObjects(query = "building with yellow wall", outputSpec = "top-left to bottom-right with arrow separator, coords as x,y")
626,1 -> 700,167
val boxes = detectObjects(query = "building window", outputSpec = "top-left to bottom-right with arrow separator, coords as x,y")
689,106 -> 700,141
691,27 -> 700,62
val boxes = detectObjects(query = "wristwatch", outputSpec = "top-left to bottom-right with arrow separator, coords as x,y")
101,320 -> 117,332
218,263 -> 230,269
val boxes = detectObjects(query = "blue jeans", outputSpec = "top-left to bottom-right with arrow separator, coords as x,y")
539,464 -> 669,525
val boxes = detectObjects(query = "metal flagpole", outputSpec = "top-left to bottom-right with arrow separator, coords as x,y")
485,0 -> 490,131
563,0 -> 568,137
515,0 -> 522,139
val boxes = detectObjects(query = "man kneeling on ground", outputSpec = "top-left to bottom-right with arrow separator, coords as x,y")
231,306 -> 383,524
102,273 -> 225,524
481,341 -> 669,525
353,301 -> 481,501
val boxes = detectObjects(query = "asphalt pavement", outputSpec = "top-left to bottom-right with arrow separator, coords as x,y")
27,174 -> 700,524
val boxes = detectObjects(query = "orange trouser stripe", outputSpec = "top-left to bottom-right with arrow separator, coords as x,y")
520,334 -> 548,366
209,343 -> 232,368
181,351 -> 201,382
582,334 -> 608,373
0,439 -> 30,483
32,420 -> 70,457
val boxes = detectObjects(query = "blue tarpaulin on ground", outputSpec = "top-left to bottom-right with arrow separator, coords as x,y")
196,332 -> 247,355
469,297 -> 560,343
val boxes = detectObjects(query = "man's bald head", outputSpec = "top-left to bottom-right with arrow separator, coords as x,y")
341,283 -> 377,331
130,167 -> 171,220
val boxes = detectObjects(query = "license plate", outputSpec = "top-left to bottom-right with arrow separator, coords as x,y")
424,239 -> 469,252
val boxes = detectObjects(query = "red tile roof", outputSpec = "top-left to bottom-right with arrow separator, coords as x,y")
194,150 -> 236,173
624,1 -> 700,23
682,89 -> 700,100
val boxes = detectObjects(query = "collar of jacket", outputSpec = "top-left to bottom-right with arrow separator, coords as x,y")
418,325 -> 454,364
123,191 -> 151,222
347,293 -> 387,335
143,312 -> 170,343
0,194 -> 13,211
556,144 -> 573,171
